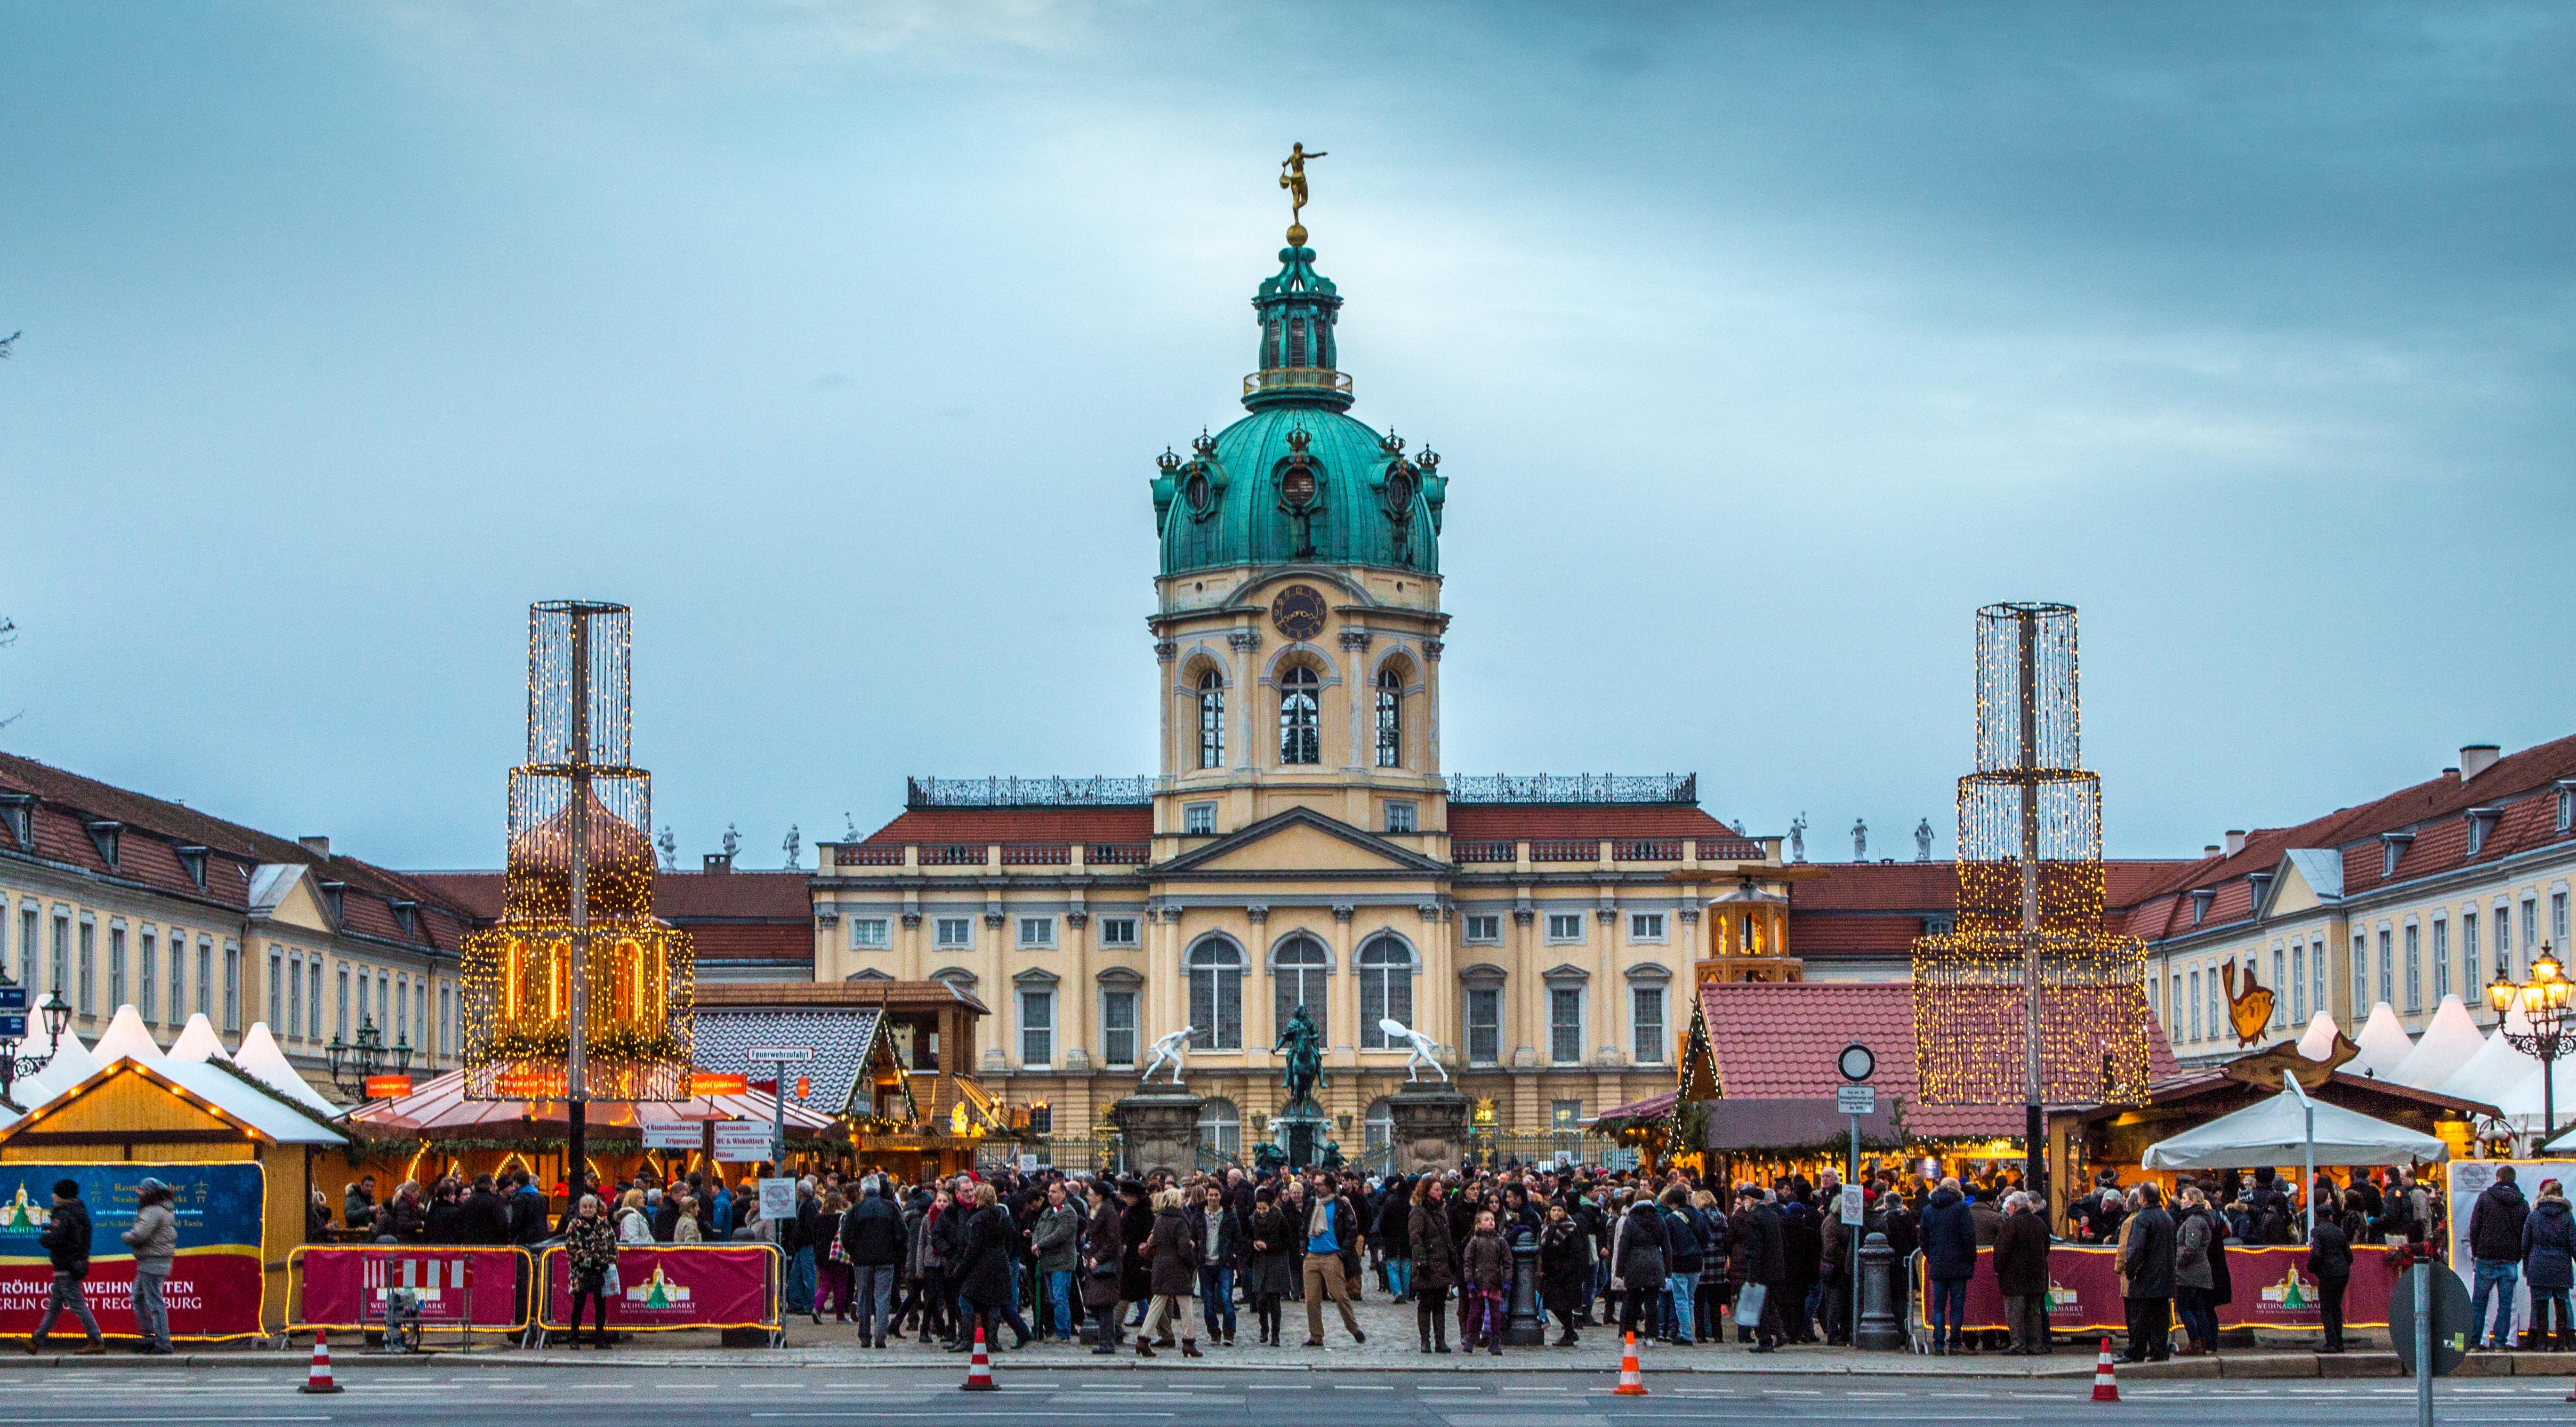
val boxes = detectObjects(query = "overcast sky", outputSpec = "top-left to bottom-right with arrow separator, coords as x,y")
6,2 -> 2571,870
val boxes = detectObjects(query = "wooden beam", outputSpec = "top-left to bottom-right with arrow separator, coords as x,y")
4,1129 -> 253,1147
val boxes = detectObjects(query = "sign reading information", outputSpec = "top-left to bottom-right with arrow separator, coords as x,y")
0,1163 -> 266,1342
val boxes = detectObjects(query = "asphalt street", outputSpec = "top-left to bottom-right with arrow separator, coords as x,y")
0,1365 -> 2557,1425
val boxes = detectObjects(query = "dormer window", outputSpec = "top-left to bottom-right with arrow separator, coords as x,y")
2558,781 -> 2576,834
2467,807 -> 2505,857
0,793 -> 32,848
2247,872 -> 2275,915
85,820 -> 122,873
390,900 -> 420,938
173,845 -> 209,891
2380,831 -> 2416,879
319,880 -> 347,924
2189,889 -> 2216,926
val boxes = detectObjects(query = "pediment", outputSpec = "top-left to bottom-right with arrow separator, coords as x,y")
1161,806 -> 1448,877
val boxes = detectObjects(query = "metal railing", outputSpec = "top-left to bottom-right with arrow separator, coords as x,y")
1242,367 -> 1353,399
1464,1131 -> 1634,1170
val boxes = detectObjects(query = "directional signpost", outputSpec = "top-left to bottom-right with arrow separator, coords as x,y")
746,1046 -> 816,1167
1837,1044 -> 1877,1341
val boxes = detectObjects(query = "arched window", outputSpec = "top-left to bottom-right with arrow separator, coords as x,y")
1363,1097 -> 1394,1154
1278,664 -> 1320,765
1272,935 -> 1330,1047
1357,935 -> 1415,1047
1187,937 -> 1245,1051
1197,1097 -> 1242,1158
1374,666 -> 1402,768
1197,670 -> 1225,769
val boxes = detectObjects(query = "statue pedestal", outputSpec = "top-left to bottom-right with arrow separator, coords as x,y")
1387,1080 -> 1472,1176
1271,1095 -> 1329,1170
1112,1089 -> 1203,1178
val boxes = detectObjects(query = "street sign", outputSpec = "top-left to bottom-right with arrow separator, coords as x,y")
362,1075 -> 413,1100
745,1046 -> 816,1063
0,1015 -> 23,1040
2388,1260 -> 2470,1377
1835,1085 -> 1877,1116
714,1121 -> 773,1160
757,1177 -> 797,1223
690,1072 -> 748,1095
0,985 -> 26,1012
640,1121 -> 702,1150
1839,1183 -> 1865,1226
1837,1043 -> 1875,1083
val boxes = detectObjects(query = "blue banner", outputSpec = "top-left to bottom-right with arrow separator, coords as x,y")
0,1162 -> 264,1262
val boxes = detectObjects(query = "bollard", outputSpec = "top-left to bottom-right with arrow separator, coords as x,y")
1504,1232 -> 1547,1346
1853,1231 -> 1904,1350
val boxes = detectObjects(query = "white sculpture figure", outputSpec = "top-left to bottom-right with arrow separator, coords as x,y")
1914,817 -> 1935,862
782,824 -> 802,870
1379,1019 -> 1450,1083
1851,816 -> 1868,861
1141,1026 -> 1197,1086
1788,812 -> 1807,863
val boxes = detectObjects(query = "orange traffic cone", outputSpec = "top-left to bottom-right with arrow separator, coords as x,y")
1612,1330 -> 1648,1396
961,1323 -> 996,1392
2089,1336 -> 2120,1404
300,1329 -> 344,1394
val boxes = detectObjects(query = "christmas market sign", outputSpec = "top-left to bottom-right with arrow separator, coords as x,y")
0,1164 -> 265,1342
1921,1242 -> 2405,1333
540,1244 -> 780,1332
292,1246 -> 529,1331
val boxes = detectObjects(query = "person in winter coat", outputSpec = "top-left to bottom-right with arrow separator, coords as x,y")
955,1182 -> 1031,1352
31,1179 -> 104,1353
1656,1185 -> 1702,1345
121,1177 -> 179,1354
1611,1195 -> 1669,1340
2172,1188 -> 2218,1356
1140,1187 -> 1204,1358
1992,1191 -> 2051,1356
1189,1181 -> 1244,1346
1376,1176 -> 1414,1303
1082,1180 -> 1130,1354
1118,1180 -> 1157,1330
1461,1210 -> 1512,1355
1917,1177 -> 1979,1356
1737,1187 -> 1789,1352
1968,1189 -> 2005,1246
381,1181 -> 428,1244
1539,1200 -> 1590,1346
1692,1190 -> 1733,1343
842,1177 -> 908,1349
2471,1166 -> 2532,1350
1779,1192 -> 1824,1343
562,1193 -> 621,1349
1408,1177 -> 1459,1353
2308,1187 -> 2354,1352
2523,1180 -> 2576,1351
1300,1175 -> 1367,1347
1243,1185 -> 1298,1347
1024,1181 -> 1084,1345
2119,1183 -> 2178,1364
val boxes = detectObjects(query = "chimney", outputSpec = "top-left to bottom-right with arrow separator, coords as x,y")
2224,830 -> 2248,857
2461,744 -> 2501,781
703,852 -> 734,874
299,835 -> 331,859
2203,844 -> 2221,859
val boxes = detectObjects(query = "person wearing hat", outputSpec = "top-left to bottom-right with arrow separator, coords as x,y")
31,1179 -> 106,1354
122,1178 -> 179,1354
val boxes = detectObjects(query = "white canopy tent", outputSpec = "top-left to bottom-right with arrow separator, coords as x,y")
2350,1001 -> 2416,1079
2143,1073 -> 2449,1239
2391,995 -> 2486,1090
2297,1011 -> 2344,1061
230,1021 -> 343,1120
166,1012 -> 231,1064
90,1004 -> 166,1064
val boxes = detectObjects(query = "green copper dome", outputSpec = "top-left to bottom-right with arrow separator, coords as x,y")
1151,241 -> 1447,578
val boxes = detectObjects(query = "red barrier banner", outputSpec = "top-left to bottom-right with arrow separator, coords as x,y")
0,1163 -> 268,1342
0,1252 -> 264,1342
1920,1242 -> 2400,1334
541,1244 -> 778,1332
291,1246 -> 532,1332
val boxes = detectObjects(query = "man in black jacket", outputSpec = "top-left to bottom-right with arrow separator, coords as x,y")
1993,1191 -> 2052,1355
2469,1167 -> 2531,1350
460,1174 -> 514,1245
2120,1184 -> 2177,1364
1738,1186 -> 1788,1352
30,1179 -> 105,1353
841,1176 -> 906,1348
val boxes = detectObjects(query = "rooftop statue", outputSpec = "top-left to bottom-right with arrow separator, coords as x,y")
1279,141 -> 1327,238
1380,1019 -> 1448,1083
1141,1025 -> 1196,1086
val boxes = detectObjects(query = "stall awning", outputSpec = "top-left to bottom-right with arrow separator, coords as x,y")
1701,1097 -> 1906,1153
341,1069 -> 839,1136
2142,1085 -> 2448,1169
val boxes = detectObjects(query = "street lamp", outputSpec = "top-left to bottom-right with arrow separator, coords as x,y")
2488,944 -> 2574,1141
326,1015 -> 411,1099
0,982 -> 74,1102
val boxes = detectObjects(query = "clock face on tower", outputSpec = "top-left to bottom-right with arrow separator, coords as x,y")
1270,584 -> 1328,641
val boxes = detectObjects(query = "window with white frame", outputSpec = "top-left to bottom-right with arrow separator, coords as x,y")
222,944 -> 239,1032
935,917 -> 973,948
1197,1098 -> 1242,1157
2353,933 -> 2368,1010
2309,938 -> 2324,1024
1464,914 -> 1501,943
1099,917 -> 1139,948
2498,902 -> 2515,981
1358,936 -> 1414,1045
2405,924 -> 2422,1011
306,963 -> 320,1039
197,940 -> 212,1019
1018,916 -> 1056,949
1101,984 -> 1138,1067
1019,987 -> 1054,1067
2207,963 -> 2223,1038
2292,942 -> 2307,1022
1197,670 -> 1225,769
2147,974 -> 2160,1020
850,917 -> 891,949
1278,664 -> 1321,765
2188,969 -> 2202,1039
2271,945 -> 2286,1026
76,916 -> 94,1016
2556,892 -> 2569,953
1631,984 -> 1666,1063
1187,939 -> 1245,1051
1274,935 -> 1331,1045
336,966 -> 350,1039
2466,911 -> 2483,993
2170,972 -> 2182,1028
10,902 -> 28,984
1466,984 -> 1501,1065
439,985 -> 453,1057
1374,666 -> 1403,768
107,925 -> 125,1011
2434,918 -> 2451,1001
1545,912 -> 1584,943
2377,929 -> 2394,1009
269,951 -> 286,1030
1384,800 -> 1417,834
1629,912 -> 1666,942
1184,802 -> 1217,836
139,931 -> 157,1023
1549,985 -> 1584,1064
2525,899 -> 2540,960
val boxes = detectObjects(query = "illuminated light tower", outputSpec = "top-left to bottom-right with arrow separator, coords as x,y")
461,602 -> 694,1197
1913,603 -> 2150,1209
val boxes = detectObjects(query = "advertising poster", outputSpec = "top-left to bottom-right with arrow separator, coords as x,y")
0,1163 -> 266,1341
2446,1159 -> 2576,1340
1925,1242 -> 2400,1334
294,1246 -> 529,1330
541,1244 -> 778,1332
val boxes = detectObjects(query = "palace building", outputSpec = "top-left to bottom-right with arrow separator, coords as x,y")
809,212 -> 1802,1164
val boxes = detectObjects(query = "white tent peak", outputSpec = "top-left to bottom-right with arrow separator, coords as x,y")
91,1004 -> 166,1064
167,1013 -> 231,1064
2392,995 -> 2485,1090
2350,1002 -> 2415,1079
230,1022 -> 343,1120
9,1024 -> 99,1111
2296,1011 -> 2342,1061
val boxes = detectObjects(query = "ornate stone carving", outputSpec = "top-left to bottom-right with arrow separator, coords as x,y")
1339,629 -> 1372,652
1065,910 -> 1090,928
1422,639 -> 1443,661
1155,640 -> 1178,663
1332,903 -> 1356,923
1227,629 -> 1263,653
1418,902 -> 1442,921
1246,904 -> 1269,924
900,910 -> 922,929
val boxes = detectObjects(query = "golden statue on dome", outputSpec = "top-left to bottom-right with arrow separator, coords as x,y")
1279,142 -> 1326,244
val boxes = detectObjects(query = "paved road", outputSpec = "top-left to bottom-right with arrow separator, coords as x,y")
0,1365 -> 2554,1424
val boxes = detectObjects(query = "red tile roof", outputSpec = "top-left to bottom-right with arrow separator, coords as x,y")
1784,913 -> 1924,957
1783,860 -> 2195,963
1697,981 -> 2180,1139
857,807 -> 1154,847
687,923 -> 814,963
409,869 -> 812,924
1447,805 -> 1739,840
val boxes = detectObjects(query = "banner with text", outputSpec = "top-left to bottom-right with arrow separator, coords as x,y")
1918,1242 -> 2400,1333
542,1244 -> 778,1332
0,1163 -> 265,1341
292,1246 -> 532,1331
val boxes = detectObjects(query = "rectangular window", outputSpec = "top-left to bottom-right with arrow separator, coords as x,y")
222,945 -> 240,1032
2353,934 -> 2368,1011
292,957 -> 308,1037
1629,911 -> 1666,942
2525,900 -> 2540,963
935,917 -> 973,948
196,941 -> 212,1018
1019,989 -> 1053,1068
2208,966 -> 2223,1040
1464,914 -> 1500,943
2378,930 -> 2394,1011
13,903 -> 29,983
2557,893 -> 2569,953
2434,919 -> 2451,1001
1550,1100 -> 1581,1132
2404,925 -> 2421,1012
2271,947 -> 2286,1026
1183,802 -> 1217,836
2498,902 -> 2515,981
397,979 -> 409,1045
307,963 -> 321,1040
77,917 -> 94,1017
2292,943 -> 2307,1022
336,967 -> 350,1039
2147,974 -> 2159,1020
1383,801 -> 1417,834
1099,917 -> 1139,948
49,912 -> 68,1002
2188,969 -> 2202,1040
849,917 -> 891,949
1466,986 -> 1501,1065
139,932 -> 157,1023
1101,988 -> 1137,1067
2466,911 -> 2482,996
107,926 -> 126,1011
1548,986 -> 1584,1064
1546,912 -> 1583,942
2311,940 -> 2325,1027
1631,985 -> 1665,1063
270,952 -> 286,1030
2170,973 -> 2182,1028
1018,916 -> 1056,949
